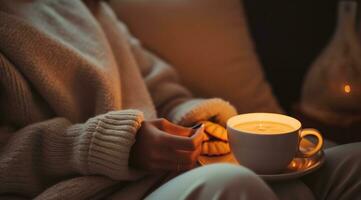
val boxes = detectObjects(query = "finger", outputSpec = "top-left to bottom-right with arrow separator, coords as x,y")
159,128 -> 204,151
149,118 -> 166,128
149,123 -> 194,150
190,124 -> 205,143
148,122 -> 204,150
152,118 -> 194,137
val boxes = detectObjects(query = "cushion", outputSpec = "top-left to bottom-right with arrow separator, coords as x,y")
110,0 -> 283,114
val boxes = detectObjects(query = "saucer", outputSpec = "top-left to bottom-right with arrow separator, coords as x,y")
198,138 -> 325,181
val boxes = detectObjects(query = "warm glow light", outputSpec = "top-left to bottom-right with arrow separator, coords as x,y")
344,84 -> 351,93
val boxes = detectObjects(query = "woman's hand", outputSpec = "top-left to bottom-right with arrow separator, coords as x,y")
129,118 -> 204,172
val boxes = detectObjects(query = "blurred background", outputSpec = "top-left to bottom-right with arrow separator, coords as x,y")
244,0 -> 340,112
244,0 -> 361,143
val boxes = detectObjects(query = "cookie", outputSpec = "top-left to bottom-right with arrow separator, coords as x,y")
202,121 -> 228,141
202,132 -> 211,141
201,140 -> 231,156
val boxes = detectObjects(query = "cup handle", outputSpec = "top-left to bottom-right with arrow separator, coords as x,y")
297,128 -> 324,158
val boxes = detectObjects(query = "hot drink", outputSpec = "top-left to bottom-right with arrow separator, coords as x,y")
227,113 -> 323,174
234,121 -> 294,134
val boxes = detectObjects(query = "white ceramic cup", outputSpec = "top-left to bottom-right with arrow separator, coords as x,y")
227,113 -> 323,174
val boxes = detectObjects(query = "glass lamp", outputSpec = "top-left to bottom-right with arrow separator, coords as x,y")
300,0 -> 361,126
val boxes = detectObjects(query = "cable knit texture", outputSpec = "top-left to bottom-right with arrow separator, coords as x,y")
0,0 -> 238,199
81,110 -> 145,180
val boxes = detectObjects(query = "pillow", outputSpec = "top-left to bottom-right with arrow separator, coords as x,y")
110,0 -> 283,114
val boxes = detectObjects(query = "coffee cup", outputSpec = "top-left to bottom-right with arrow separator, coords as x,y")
227,113 -> 323,174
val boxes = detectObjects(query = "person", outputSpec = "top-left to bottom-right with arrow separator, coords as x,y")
0,0 -> 360,199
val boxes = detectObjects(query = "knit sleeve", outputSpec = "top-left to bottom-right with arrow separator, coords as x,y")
117,23 -> 237,126
0,109 -> 145,197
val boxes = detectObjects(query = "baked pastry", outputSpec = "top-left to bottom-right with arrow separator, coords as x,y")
200,121 -> 231,156
201,140 -> 231,156
202,121 -> 228,141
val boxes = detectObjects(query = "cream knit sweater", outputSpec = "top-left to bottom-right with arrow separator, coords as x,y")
0,0 -> 237,199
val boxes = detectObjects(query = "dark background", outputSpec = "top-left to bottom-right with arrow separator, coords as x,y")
243,0 -> 345,112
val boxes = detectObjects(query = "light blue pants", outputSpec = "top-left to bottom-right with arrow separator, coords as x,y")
146,142 -> 361,200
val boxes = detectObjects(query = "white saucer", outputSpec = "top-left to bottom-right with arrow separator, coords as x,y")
198,139 -> 325,181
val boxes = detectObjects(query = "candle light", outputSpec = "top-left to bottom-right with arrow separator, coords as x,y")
344,84 -> 351,94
